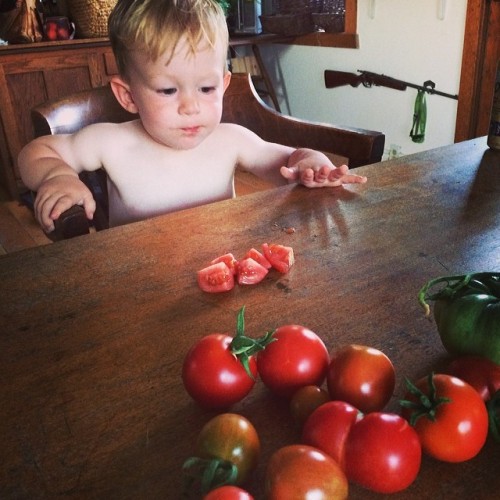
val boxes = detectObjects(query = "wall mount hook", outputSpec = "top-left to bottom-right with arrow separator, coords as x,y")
368,0 -> 375,19
438,0 -> 447,20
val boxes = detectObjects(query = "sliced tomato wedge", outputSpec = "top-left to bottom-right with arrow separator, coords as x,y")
237,257 -> 269,285
197,262 -> 235,293
211,253 -> 238,275
244,248 -> 272,269
262,243 -> 295,273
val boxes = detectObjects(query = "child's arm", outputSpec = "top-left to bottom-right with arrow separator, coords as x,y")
280,148 -> 367,187
223,125 -> 367,188
18,135 -> 96,233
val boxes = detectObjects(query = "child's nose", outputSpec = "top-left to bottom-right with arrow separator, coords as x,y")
179,92 -> 200,115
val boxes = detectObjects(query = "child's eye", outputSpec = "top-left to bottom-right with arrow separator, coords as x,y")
200,86 -> 216,94
159,88 -> 176,96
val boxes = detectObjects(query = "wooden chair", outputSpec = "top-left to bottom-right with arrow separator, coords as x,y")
31,73 -> 385,240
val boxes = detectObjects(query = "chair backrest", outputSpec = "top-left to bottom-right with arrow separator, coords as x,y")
222,74 -> 385,169
31,73 -> 385,239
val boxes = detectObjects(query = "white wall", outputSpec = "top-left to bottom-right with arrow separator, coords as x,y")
260,0 -> 467,158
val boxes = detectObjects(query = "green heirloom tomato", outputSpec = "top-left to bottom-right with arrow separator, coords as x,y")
418,273 -> 500,364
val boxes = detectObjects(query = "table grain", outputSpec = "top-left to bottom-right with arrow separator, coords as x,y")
1,137 -> 499,499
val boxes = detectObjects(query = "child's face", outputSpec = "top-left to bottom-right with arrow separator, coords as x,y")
122,36 -> 230,150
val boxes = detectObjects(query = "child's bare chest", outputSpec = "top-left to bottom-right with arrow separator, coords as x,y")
105,144 -> 236,223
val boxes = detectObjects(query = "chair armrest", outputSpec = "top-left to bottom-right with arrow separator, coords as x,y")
50,205 -> 91,241
223,74 -> 385,168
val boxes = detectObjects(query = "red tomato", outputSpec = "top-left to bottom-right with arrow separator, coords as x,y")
198,262 -> 234,293
243,248 -> 271,269
204,486 -> 254,500
290,385 -> 330,424
256,325 -> 329,398
345,412 -> 421,493
401,373 -> 488,462
182,333 -> 257,408
446,354 -> 500,401
327,344 -> 395,413
265,445 -> 348,500
211,253 -> 238,275
196,414 -> 260,485
302,401 -> 360,468
237,257 -> 268,285
262,243 -> 294,273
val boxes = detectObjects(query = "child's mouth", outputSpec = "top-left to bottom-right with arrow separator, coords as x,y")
181,126 -> 201,135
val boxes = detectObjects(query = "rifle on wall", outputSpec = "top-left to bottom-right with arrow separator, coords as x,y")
324,69 -> 458,100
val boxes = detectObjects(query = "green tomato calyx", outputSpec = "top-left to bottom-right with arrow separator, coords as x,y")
230,306 -> 275,379
418,272 -> 500,316
183,456 -> 238,495
399,373 -> 451,426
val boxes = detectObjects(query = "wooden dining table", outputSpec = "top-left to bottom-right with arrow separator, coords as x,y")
1,136 -> 499,499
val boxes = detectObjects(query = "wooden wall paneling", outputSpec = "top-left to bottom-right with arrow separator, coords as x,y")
456,0 -> 500,142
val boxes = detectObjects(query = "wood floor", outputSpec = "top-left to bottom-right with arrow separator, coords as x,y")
0,171 -> 273,255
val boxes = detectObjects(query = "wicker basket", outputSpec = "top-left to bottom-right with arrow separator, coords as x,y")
260,13 -> 315,36
67,0 -> 117,38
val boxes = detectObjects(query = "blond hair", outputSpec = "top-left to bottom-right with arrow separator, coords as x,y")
108,0 -> 229,77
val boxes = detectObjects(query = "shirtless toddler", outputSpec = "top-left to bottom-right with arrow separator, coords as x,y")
18,0 -> 367,233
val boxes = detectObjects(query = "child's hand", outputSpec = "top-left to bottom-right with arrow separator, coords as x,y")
34,175 -> 96,233
280,163 -> 367,187
279,149 -> 367,188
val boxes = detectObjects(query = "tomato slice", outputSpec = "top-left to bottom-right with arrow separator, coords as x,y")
243,248 -> 272,269
197,262 -> 235,293
237,257 -> 269,285
211,253 -> 238,275
262,243 -> 294,273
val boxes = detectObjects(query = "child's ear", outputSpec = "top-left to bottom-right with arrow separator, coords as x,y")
223,71 -> 232,92
110,76 -> 139,114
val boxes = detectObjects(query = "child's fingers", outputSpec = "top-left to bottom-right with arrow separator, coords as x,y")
280,165 -> 298,180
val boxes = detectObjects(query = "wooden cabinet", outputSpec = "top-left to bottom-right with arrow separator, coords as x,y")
0,39 -> 118,199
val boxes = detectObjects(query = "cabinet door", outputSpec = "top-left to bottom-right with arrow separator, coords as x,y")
0,49 -> 109,195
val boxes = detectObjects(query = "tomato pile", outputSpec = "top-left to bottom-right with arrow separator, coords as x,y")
197,244 -> 294,292
181,307 -> 499,498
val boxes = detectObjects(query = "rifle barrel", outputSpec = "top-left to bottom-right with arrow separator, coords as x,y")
358,70 -> 458,100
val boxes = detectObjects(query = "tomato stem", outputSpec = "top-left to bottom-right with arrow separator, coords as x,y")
418,274 -> 472,316
399,373 -> 451,426
418,272 -> 500,316
230,306 -> 276,379
183,456 -> 238,495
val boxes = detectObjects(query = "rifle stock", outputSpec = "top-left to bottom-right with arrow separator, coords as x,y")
324,70 -> 364,89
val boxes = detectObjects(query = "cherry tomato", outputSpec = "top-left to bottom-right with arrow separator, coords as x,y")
243,248 -> 271,269
265,445 -> 348,499
196,414 -> 260,485
237,257 -> 269,285
198,262 -> 234,293
446,354 -> 500,401
262,243 -> 294,273
327,344 -> 395,413
211,253 -> 238,275
203,486 -> 254,500
182,333 -> 257,408
345,412 -> 421,493
401,373 -> 488,462
290,385 -> 330,424
302,400 -> 360,468
257,325 -> 329,398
